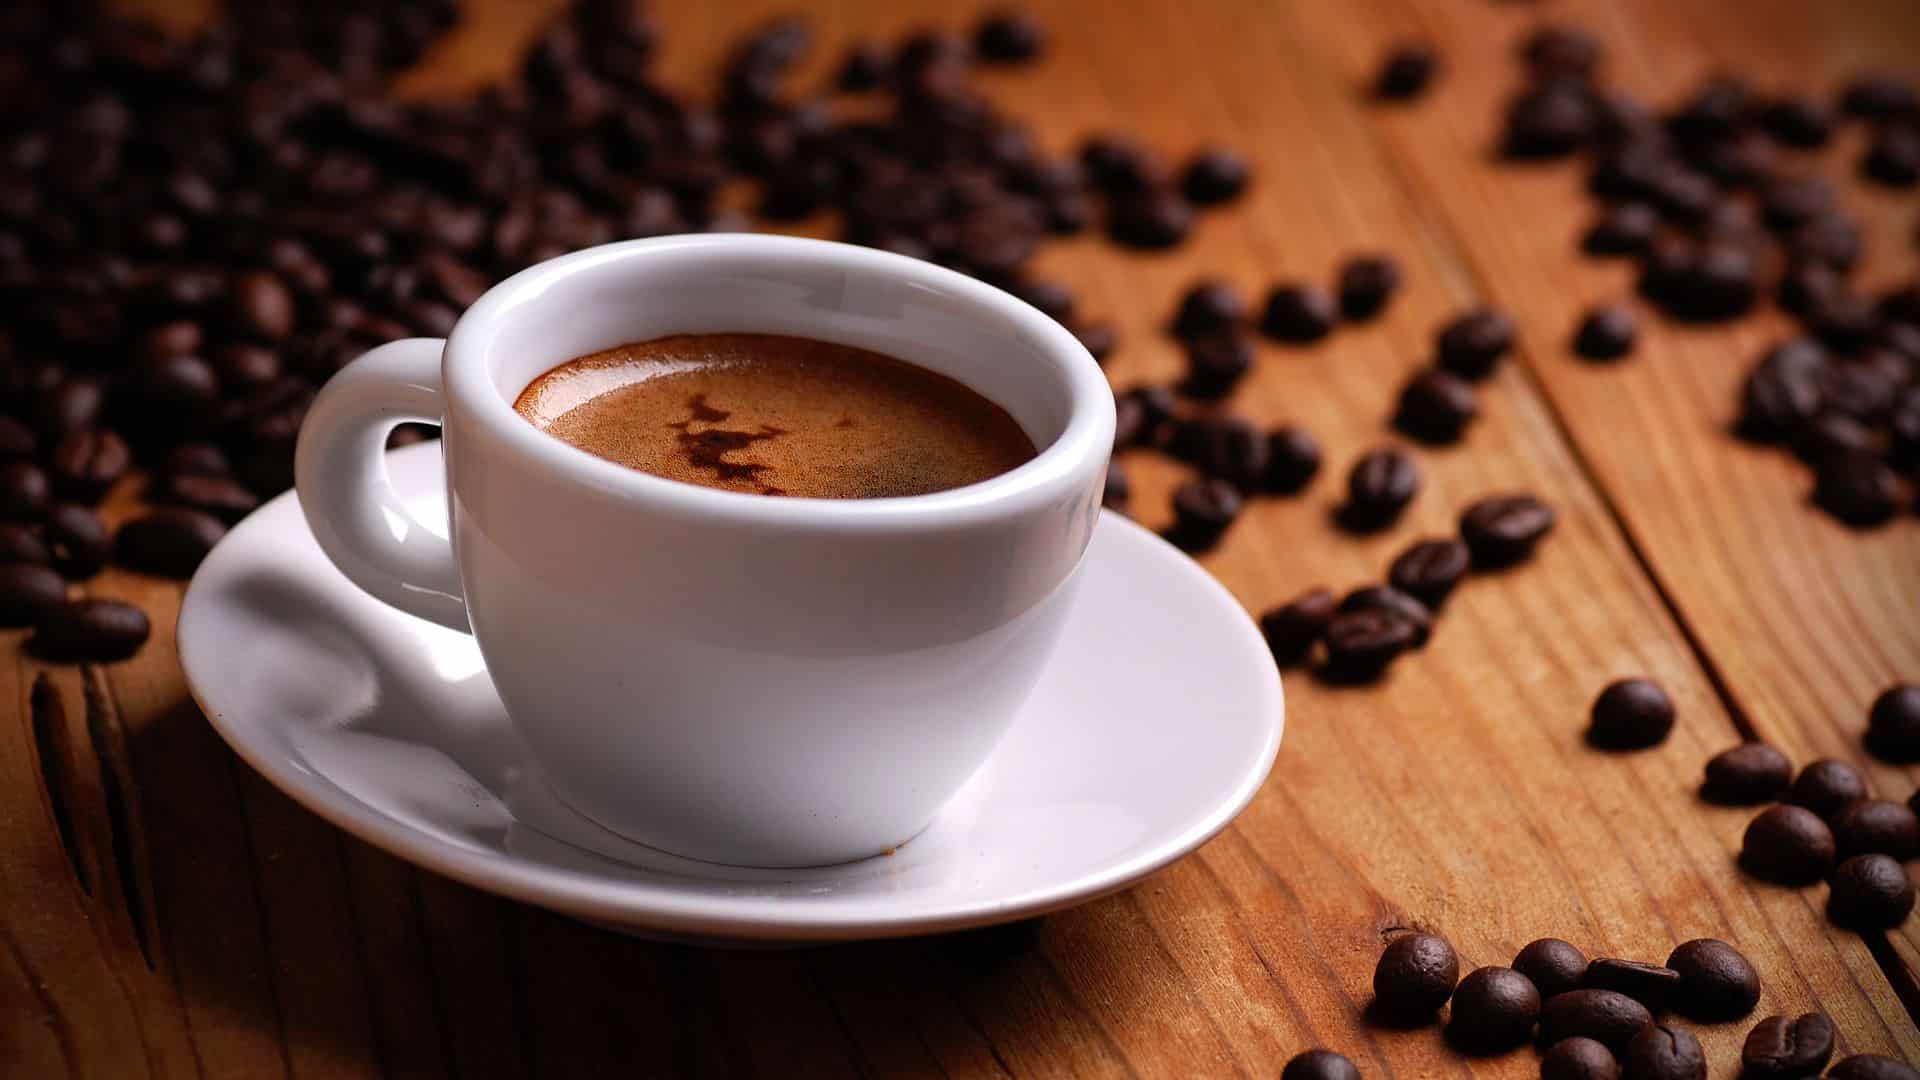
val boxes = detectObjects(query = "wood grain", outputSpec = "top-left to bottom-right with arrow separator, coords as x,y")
3,0 -> 1916,1076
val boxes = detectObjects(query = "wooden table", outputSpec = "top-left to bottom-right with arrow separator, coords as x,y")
7,0 -> 1919,1075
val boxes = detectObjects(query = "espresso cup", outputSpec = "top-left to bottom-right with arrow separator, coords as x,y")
295,235 -> 1114,867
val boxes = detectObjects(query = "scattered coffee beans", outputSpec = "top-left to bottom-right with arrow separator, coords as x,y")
1392,369 -> 1478,444
1788,758 -> 1868,819
1372,932 -> 1459,1019
974,10 -> 1044,63
1169,478 -> 1243,552
1828,1055 -> 1920,1080
1260,284 -> 1339,343
43,505 -> 110,580
1741,805 -> 1837,886
1813,450 -> 1900,527
0,564 -> 67,628
0,526 -> 51,567
1865,684 -> 1920,762
1741,1013 -> 1836,1080
1587,678 -> 1675,751
1171,280 -> 1248,342
1514,938 -> 1589,1000
1574,305 -> 1638,360
1102,461 -> 1129,512
1336,255 -> 1401,321
1375,43 -> 1439,101
1701,743 -> 1792,805
1542,1036 -> 1620,1080
1280,1049 -> 1360,1080
1445,966 -> 1540,1054
1664,939 -> 1760,1022
1266,426 -> 1324,494
1261,587 -> 1337,665
1340,585 -> 1433,648
1180,333 -> 1256,400
1538,990 -> 1653,1054
1323,608 -> 1423,681
1387,538 -> 1470,609
1341,448 -> 1419,532
1458,493 -> 1555,568
1831,799 -> 1920,861
1826,854 -> 1916,931
1182,148 -> 1251,207
1584,203 -> 1659,257
114,508 -> 227,579
1621,1024 -> 1704,1080
30,599 -> 151,662
1435,307 -> 1515,381
1583,958 -> 1679,1013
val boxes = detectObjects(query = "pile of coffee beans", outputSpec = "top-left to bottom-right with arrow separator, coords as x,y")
1256,491 -> 1553,682
0,1 -> 1255,662
1480,23 -> 1919,528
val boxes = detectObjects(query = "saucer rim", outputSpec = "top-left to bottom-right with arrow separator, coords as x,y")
180,444 -> 1283,942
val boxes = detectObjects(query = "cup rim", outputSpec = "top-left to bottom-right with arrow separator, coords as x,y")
442,234 -> 1113,530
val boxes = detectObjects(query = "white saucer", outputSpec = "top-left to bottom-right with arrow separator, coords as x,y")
179,443 -> 1283,944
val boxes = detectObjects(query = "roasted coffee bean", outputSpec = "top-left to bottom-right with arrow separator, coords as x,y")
1820,364 -> 1898,425
834,41 -> 889,90
1542,1037 -> 1620,1080
1280,1049 -> 1359,1080
1459,493 -> 1555,568
164,442 -> 231,479
1790,758 -> 1869,819
1588,678 -> 1675,750
42,504 -> 108,580
1759,95 -> 1836,147
1171,279 -> 1247,341
1169,416 -> 1269,488
1521,24 -> 1602,79
1180,332 -> 1255,400
1341,448 -> 1418,531
140,319 -> 204,361
214,343 -> 283,389
1790,214 -> 1864,271
1806,290 -> 1881,355
1101,461 -> 1128,512
114,508 -> 227,579
1266,426 -> 1323,493
1323,608 -> 1421,681
228,270 -> 296,341
140,354 -> 220,413
1337,254 -> 1401,321
0,524 -> 49,566
1583,958 -> 1679,1012
1504,85 -> 1596,159
1665,938 -> 1759,1022
974,10 -> 1044,63
1107,190 -> 1192,250
1826,854 -> 1917,930
1702,743 -> 1792,804
1739,358 -> 1822,443
1375,42 -> 1438,101
1445,966 -> 1540,1054
1865,126 -> 1920,187
1113,394 -> 1147,451
1261,587 -> 1337,665
1574,305 -> 1638,360
0,462 -> 50,523
1794,412 -> 1874,466
0,417 -> 35,463
1538,990 -> 1653,1054
1841,71 -> 1919,120
35,380 -> 104,438
1435,307 -> 1515,381
1181,148 -> 1250,206
1813,449 -> 1900,528
1741,805 -> 1837,885
48,429 -> 130,503
1780,262 -> 1843,316
1829,1055 -> 1920,1080
1831,799 -> 1920,861
1514,938 -> 1588,999
1371,932 -> 1458,1018
1621,1024 -> 1704,1080
1760,174 -> 1835,232
1340,585 -> 1432,648
1866,684 -> 1920,762
151,472 -> 260,524
1388,538 -> 1470,609
0,564 -> 66,627
1080,134 -> 1167,195
1169,478 -> 1242,552
30,598 -> 149,662
1669,242 -> 1758,321
1072,321 -> 1117,363
1260,284 -> 1338,344
1741,1013 -> 1835,1080
1392,369 -> 1477,444
1584,202 -> 1659,256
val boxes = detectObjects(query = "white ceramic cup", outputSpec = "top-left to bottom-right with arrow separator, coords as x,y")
294,234 -> 1114,867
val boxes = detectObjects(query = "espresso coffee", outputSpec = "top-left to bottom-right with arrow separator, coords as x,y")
514,334 -> 1037,498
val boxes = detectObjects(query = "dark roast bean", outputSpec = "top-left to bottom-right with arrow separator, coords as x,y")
1521,24 -> 1602,79
1865,126 -> 1920,187
1101,461 -> 1128,512
1011,278 -> 1073,324
1340,585 -> 1432,648
1435,307 -> 1515,381
1171,279 -> 1246,341
1620,1024 -> 1703,1080
1538,990 -> 1653,1054
1323,608 -> 1421,681
48,429 -> 130,503
1584,202 -> 1659,256
228,270 -> 295,341
140,319 -> 204,361
1701,743 -> 1792,804
1169,478 -> 1241,552
1741,805 -> 1837,885
1831,799 -> 1920,861
1819,364 -> 1897,425
0,563 -> 66,627
1806,291 -> 1881,354
1181,148 -> 1250,206
1826,854 -> 1916,931
1780,262 -> 1843,316
30,598 -> 149,662
1337,254 -> 1400,321
1503,85 -> 1596,159
0,462 -> 50,522
1760,95 -> 1835,147
1587,678 -> 1674,751
1790,214 -> 1864,271
1574,305 -> 1638,360
1261,587 -> 1336,665
35,380 -> 104,438
1741,1013 -> 1835,1080
164,442 -> 231,478
1830,1055 -> 1920,1080
974,10 -> 1044,63
1388,537 -> 1470,609
1280,1049 -> 1359,1080
1371,932 -> 1458,1019
1866,684 -> 1920,762
1180,332 -> 1254,400
1072,321 -> 1117,364
1542,1037 -> 1620,1080
1459,493 -> 1555,568
1664,938 -> 1759,1022
1341,448 -> 1418,531
1169,416 -> 1269,488
1789,758 -> 1869,819
214,343 -> 282,390
1445,966 -> 1540,1054
141,354 -> 220,413
42,504 -> 108,580
1761,174 -> 1835,232
1392,369 -> 1477,444
1107,191 -> 1192,250
0,524 -> 49,566
1260,284 -> 1338,344
1795,412 -> 1874,466
1514,938 -> 1588,1000
1814,449 -> 1899,526
833,41 -> 889,90
1739,358 -> 1822,443
1375,43 -> 1438,101
1841,71 -> 1918,120
1583,958 -> 1679,1012
0,417 -> 35,462
114,508 -> 227,579
1265,426 -> 1323,493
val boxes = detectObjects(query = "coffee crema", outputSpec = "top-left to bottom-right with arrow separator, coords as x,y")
514,333 -> 1037,499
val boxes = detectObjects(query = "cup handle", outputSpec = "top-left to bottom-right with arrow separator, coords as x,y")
294,338 -> 470,633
